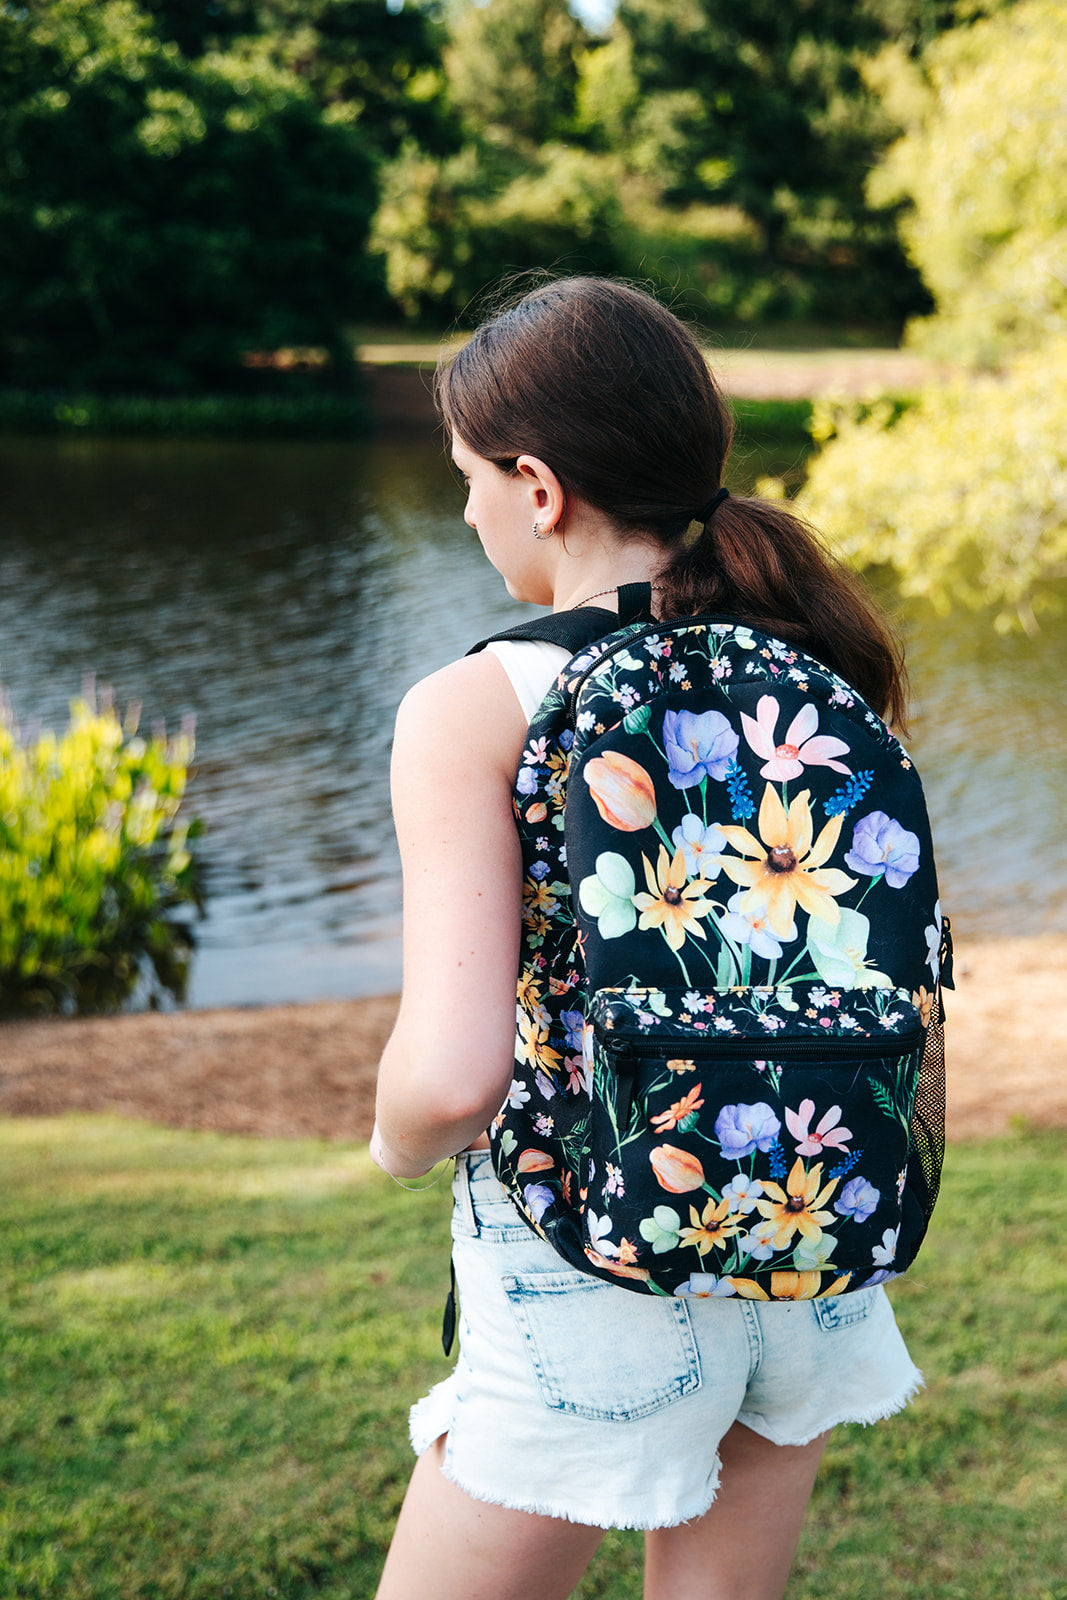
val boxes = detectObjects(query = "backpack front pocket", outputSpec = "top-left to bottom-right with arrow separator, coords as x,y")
581,984 -> 925,1300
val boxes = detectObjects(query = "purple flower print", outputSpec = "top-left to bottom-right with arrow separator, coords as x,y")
715,1102 -> 781,1160
834,1176 -> 881,1223
662,709 -> 739,789
845,812 -> 921,888
524,1183 -> 554,1222
560,1009 -> 584,1051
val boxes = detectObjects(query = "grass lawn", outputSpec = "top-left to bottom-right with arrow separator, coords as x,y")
1,1117 -> 1063,1599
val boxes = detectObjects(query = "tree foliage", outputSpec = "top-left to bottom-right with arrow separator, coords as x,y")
582,0 -> 955,321
0,0 -> 433,390
136,0 -> 451,160
801,351 -> 1067,631
371,140 -> 624,322
374,0 -> 983,326
444,0 -> 584,149
868,0 -> 1067,366
800,1 -> 1067,627
370,0 -> 632,323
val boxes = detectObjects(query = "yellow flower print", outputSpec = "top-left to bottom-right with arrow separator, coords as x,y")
516,969 -> 542,1010
516,1013 -> 562,1074
523,879 -> 561,918
753,1157 -> 840,1249
768,1270 -> 823,1300
634,845 -> 716,952
727,1270 -> 850,1300
912,986 -> 935,1027
679,1196 -> 742,1256
717,785 -> 856,937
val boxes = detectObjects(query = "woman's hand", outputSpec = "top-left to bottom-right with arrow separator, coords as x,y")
373,651 -> 529,1176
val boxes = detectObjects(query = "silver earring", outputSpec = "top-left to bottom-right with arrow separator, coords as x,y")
532,520 -> 550,540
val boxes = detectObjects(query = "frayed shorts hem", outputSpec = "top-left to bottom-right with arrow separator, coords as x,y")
740,1370 -> 924,1449
410,1404 -> 720,1532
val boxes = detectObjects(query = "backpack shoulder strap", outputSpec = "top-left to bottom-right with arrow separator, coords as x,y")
467,582 -> 655,657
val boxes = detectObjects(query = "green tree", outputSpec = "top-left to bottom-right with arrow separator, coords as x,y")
136,0 -> 451,160
800,1 -> 1067,627
444,0 -> 585,149
370,0 -> 630,322
590,0 -> 992,320
0,0 -> 379,390
801,354 -> 1067,631
869,0 -> 1067,365
371,140 -> 623,321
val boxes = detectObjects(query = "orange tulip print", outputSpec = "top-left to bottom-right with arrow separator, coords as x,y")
582,751 -> 657,831
650,1143 -> 706,1193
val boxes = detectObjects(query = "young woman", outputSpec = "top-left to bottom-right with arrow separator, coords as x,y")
371,278 -> 921,1600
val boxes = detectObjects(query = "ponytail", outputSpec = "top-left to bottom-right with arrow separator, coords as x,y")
656,494 -> 909,733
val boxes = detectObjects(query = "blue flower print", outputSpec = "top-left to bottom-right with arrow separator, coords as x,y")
524,1183 -> 554,1223
560,1009 -> 584,1051
845,812 -> 921,887
662,708 -> 739,789
674,1274 -> 738,1297
720,890 -> 796,960
834,1175 -> 881,1223
671,814 -> 726,877
715,1102 -> 782,1160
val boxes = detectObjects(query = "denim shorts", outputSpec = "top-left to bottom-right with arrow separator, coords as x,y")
409,1152 -> 922,1531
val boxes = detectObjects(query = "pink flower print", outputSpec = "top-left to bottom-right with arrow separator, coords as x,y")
784,1098 -> 853,1156
740,695 -> 851,782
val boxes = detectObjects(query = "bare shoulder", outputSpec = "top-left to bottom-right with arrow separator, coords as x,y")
393,650 -> 525,778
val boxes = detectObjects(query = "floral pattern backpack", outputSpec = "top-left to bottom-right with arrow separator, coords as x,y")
469,589 -> 952,1302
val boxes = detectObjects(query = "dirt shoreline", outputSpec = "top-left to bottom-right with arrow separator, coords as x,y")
1,935 -> 1064,1144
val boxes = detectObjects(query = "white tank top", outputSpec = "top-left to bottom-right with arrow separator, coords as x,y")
486,638 -> 572,724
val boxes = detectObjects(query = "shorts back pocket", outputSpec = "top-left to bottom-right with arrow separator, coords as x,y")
502,1270 -> 701,1421
812,1286 -> 878,1331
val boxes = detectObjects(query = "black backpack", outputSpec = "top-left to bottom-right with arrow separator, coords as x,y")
469,588 -> 952,1302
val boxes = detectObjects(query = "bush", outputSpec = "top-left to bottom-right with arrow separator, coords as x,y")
798,344 -> 1067,632
0,388 -> 368,438
869,0 -> 1067,366
0,690 -> 201,1015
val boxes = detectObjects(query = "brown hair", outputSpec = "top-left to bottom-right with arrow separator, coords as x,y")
436,277 -> 907,728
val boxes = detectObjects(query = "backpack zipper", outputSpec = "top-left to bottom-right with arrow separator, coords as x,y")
596,1027 -> 924,1062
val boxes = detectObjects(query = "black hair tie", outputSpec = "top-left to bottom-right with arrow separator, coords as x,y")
682,486 -> 729,549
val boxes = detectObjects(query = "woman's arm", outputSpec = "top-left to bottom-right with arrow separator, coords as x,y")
372,651 -> 529,1178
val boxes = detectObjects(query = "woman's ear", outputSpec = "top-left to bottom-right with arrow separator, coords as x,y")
516,454 -> 565,530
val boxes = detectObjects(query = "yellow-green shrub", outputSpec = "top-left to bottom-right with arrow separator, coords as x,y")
798,342 -> 1067,631
868,0 -> 1067,367
0,693 -> 201,1015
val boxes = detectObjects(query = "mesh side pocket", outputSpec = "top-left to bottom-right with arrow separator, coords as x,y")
908,1011 -> 947,1227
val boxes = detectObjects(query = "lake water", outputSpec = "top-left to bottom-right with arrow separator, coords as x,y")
1,432 -> 1063,1009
